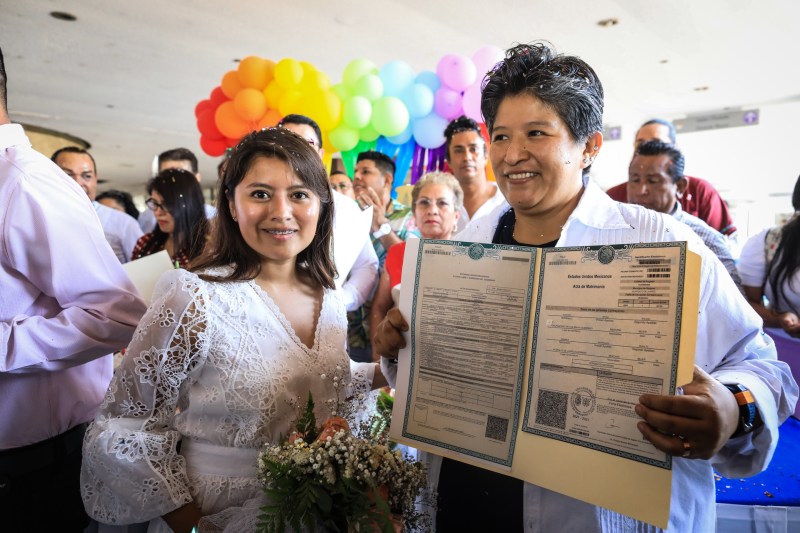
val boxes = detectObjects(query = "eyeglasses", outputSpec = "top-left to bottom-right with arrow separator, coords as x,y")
145,197 -> 169,213
332,181 -> 352,192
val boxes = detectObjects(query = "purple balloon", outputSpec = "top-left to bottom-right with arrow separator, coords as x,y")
433,87 -> 463,121
462,84 -> 482,122
436,53 -> 476,92
471,45 -> 505,81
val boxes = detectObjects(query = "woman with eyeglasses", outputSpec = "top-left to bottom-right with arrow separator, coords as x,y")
369,171 -> 463,346
131,168 -> 209,267
330,170 -> 356,200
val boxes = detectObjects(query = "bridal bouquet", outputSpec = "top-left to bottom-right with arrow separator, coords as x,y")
256,392 -> 428,533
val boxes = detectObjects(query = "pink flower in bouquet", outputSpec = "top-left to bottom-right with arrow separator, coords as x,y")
316,416 -> 350,442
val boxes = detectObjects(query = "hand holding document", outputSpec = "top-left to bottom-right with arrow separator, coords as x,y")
389,239 -> 699,528
121,250 -> 175,304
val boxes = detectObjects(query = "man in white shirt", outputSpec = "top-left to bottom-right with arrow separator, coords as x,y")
52,146 -> 142,263
444,116 -> 507,233
138,147 -> 217,233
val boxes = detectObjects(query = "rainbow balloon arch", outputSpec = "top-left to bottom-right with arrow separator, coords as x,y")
194,46 -> 504,194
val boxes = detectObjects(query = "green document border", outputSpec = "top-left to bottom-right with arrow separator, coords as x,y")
401,239 -> 537,467
520,242 -> 687,470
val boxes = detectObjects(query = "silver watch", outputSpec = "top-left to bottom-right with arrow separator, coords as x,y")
372,222 -> 392,239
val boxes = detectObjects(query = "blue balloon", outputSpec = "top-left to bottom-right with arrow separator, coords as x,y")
402,84 -> 434,119
379,61 -> 415,98
387,121 -> 414,145
415,70 -> 441,93
413,112 -> 448,149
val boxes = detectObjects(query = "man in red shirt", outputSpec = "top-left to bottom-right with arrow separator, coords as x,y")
605,119 -> 737,236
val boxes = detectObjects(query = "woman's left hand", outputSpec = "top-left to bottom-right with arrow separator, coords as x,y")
635,366 -> 740,460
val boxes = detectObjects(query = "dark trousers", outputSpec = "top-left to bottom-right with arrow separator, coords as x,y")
0,424 -> 90,533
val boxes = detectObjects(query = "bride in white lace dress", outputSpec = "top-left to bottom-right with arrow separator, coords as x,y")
81,128 -> 384,533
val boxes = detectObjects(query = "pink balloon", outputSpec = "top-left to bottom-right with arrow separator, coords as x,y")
462,85 -> 482,122
436,54 -> 476,92
471,45 -> 505,80
433,87 -> 463,121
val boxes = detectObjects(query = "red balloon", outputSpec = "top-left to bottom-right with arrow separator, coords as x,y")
200,136 -> 228,157
197,109 -> 224,141
209,86 -> 228,107
195,99 -> 213,118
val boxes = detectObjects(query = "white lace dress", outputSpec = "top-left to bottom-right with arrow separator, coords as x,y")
81,268 -> 374,532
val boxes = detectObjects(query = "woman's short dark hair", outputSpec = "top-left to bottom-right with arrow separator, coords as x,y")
194,128 -> 336,289
142,168 -> 208,261
481,42 -> 604,144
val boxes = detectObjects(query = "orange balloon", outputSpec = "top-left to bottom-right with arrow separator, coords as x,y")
221,71 -> 245,99
237,56 -> 270,90
215,101 -> 251,139
263,59 -> 276,85
234,88 -> 267,122
257,109 -> 282,129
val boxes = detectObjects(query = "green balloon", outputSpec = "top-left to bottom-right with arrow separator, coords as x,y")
352,74 -> 383,102
359,123 -> 380,142
343,96 -> 372,130
343,59 -> 378,88
331,83 -> 351,102
329,125 -> 359,152
371,96 -> 410,137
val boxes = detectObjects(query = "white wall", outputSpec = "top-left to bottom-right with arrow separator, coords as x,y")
591,100 -> 800,242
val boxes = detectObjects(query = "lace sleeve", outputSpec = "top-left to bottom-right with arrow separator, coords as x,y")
349,360 -> 376,395
81,269 -> 210,525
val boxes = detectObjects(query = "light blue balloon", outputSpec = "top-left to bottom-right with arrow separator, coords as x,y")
412,112 -> 448,149
386,121 -> 414,145
402,84 -> 434,119
415,70 -> 441,93
379,60 -> 415,98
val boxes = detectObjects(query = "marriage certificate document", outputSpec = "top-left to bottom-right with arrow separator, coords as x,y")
390,239 -> 699,528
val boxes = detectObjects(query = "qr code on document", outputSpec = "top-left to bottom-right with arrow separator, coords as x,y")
535,390 -> 567,429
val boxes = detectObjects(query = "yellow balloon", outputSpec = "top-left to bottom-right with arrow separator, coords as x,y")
263,81 -> 284,109
278,90 -> 303,117
306,90 -> 342,131
274,58 -> 303,91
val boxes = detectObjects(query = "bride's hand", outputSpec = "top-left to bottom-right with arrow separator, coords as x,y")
163,502 -> 204,533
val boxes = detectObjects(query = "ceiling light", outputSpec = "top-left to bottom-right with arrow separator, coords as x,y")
660,59 -> 669,64
50,11 -> 77,21
597,18 -> 618,27
233,58 -> 241,63
693,86 -> 710,92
